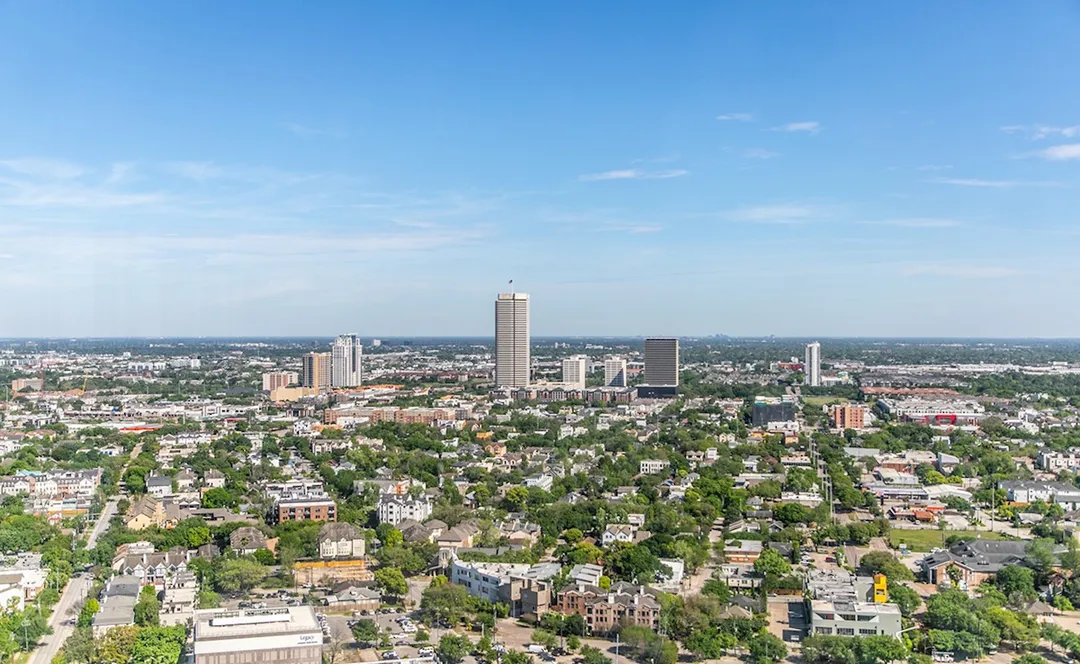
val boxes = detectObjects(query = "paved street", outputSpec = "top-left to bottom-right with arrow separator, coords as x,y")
28,499 -> 118,664
87,498 -> 118,548
29,575 -> 91,664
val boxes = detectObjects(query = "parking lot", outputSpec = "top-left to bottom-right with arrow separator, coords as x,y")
766,596 -> 808,644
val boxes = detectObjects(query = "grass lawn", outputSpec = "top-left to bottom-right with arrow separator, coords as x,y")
889,529 -> 1007,552
803,396 -> 845,408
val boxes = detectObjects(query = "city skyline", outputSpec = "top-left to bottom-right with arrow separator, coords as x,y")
4,2 -> 1080,337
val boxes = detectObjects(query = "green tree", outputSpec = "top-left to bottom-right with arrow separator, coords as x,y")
701,578 -> 732,603
436,633 -> 472,664
583,643 -> 609,664
134,586 -> 161,627
251,548 -> 275,565
993,565 -> 1036,600
506,486 -> 529,511
61,628 -> 95,664
858,552 -> 914,581
605,543 -> 665,584
203,488 -> 237,509
213,558 -> 268,594
376,523 -> 403,547
503,652 -> 535,664
352,619 -> 379,645
753,548 -> 792,578
1060,538 -> 1080,578
375,567 -> 409,598
1026,539 -> 1056,576
748,633 -> 787,664
94,626 -> 139,664
802,635 -> 856,664
197,590 -> 221,609
566,635 -> 581,652
580,646 -> 612,664
420,582 -> 471,626
854,635 -> 907,664
564,613 -> 587,636
130,626 -> 186,664
76,599 -> 98,628
531,629 -> 558,651
886,582 -> 921,618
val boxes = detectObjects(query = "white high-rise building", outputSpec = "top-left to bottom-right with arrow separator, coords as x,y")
604,357 -> 628,387
495,293 -> 530,387
562,355 -> 588,390
331,334 -> 363,388
805,341 -> 821,387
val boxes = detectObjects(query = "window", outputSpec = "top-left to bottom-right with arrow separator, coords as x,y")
817,628 -> 833,635
860,629 -> 877,636
837,628 -> 855,636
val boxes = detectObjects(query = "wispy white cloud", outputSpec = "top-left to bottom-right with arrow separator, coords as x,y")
163,161 -> 224,182
106,162 -> 136,184
0,158 -> 87,179
931,177 -> 1059,188
724,204 -> 824,224
901,264 -> 1021,278
1028,144 -> 1080,161
864,218 -> 963,228
771,121 -> 821,134
1001,124 -> 1080,140
742,148 -> 779,159
596,223 -> 663,234
631,154 -> 680,164
916,164 -> 952,171
716,113 -> 754,122
0,178 -> 165,208
281,122 -> 348,139
579,169 -> 688,182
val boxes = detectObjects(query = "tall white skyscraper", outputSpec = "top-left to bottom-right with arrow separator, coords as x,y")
562,355 -> 588,390
644,338 -> 679,386
495,293 -> 530,387
805,341 -> 821,387
604,357 -> 628,387
331,334 -> 363,388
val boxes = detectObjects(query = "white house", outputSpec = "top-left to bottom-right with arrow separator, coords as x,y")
639,460 -> 670,475
524,474 -> 554,492
317,522 -> 366,559
376,494 -> 433,526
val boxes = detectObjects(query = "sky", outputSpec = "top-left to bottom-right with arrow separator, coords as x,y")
2,1 -> 1080,338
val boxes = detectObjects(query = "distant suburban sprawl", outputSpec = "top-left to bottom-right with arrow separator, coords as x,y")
7,323 -> 1080,664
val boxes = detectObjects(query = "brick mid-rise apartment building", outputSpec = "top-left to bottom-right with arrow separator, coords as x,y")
266,481 -> 337,524
554,582 -> 661,634
830,404 -> 866,430
276,496 -> 336,523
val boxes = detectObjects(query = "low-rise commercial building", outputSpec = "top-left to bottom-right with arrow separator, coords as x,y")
193,607 -> 323,664
809,599 -> 902,638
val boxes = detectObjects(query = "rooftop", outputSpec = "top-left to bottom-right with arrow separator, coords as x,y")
194,606 -> 321,645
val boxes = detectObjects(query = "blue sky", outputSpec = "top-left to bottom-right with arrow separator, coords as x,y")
2,1 -> 1080,337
